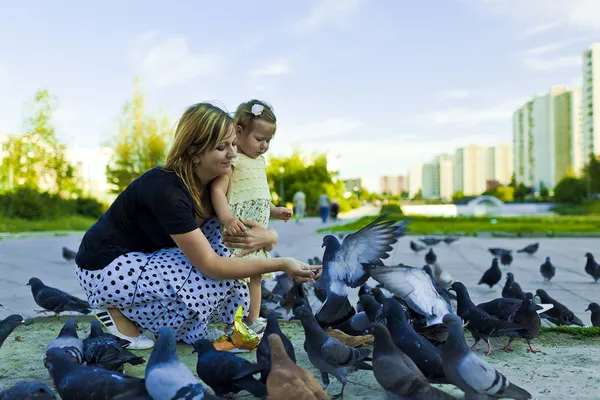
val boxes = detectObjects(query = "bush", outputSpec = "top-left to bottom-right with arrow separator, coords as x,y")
0,188 -> 106,219
380,202 -> 403,215
553,177 -> 587,205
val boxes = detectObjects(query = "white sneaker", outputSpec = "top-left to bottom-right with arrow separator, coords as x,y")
94,309 -> 155,350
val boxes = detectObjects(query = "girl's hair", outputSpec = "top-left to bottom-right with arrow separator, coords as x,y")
233,99 -> 277,133
164,102 -> 233,219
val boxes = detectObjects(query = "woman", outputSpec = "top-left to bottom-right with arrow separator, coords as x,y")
74,103 -> 319,349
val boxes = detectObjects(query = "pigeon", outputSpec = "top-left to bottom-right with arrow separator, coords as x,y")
45,347 -> 151,400
410,240 -> 426,253
0,381 -> 56,400
584,252 -> 600,283
272,273 -> 294,298
62,247 -> 77,261
262,281 -> 283,303
450,282 -> 526,356
294,305 -> 372,399
0,314 -> 25,349
371,323 -> 455,399
27,278 -> 91,317
488,247 -> 511,257
440,313 -> 532,399
419,237 -> 441,246
357,295 -> 382,323
443,236 -> 459,245
366,264 -> 452,326
501,293 -> 542,353
585,303 -> 600,327
502,272 -> 525,300
83,320 -> 145,371
145,327 -> 210,400
45,318 -> 83,366
540,257 -> 556,283
281,279 -> 309,314
257,312 -> 296,383
314,217 -> 405,328
500,251 -> 514,267
422,266 -> 456,302
193,339 -> 268,398
424,248 -> 437,265
432,262 -> 453,288
478,258 -> 502,291
330,311 -> 371,336
383,298 -> 446,382
517,243 -> 539,255
535,289 -> 584,326
477,298 -> 553,320
266,334 -> 330,400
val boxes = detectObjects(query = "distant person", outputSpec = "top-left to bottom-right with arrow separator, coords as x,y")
329,201 -> 340,223
318,193 -> 330,223
211,99 -> 292,335
293,190 -> 306,224
74,103 -> 317,350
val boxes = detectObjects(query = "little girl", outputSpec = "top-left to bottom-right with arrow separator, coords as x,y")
211,99 -> 292,334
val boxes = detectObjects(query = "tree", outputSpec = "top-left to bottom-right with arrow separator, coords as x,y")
514,183 -> 532,202
582,154 -> 600,197
553,177 -> 586,204
412,190 -> 423,201
451,191 -> 464,202
485,186 -> 514,202
0,89 -> 78,195
106,80 -> 170,193
538,182 -> 550,201
509,173 -> 517,188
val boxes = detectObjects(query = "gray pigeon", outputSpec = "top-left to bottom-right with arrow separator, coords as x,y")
45,347 -> 151,400
315,217 -> 406,328
83,320 -> 145,371
0,314 -> 25,349
440,313 -> 532,399
366,264 -> 452,326
27,278 -> 91,317
540,257 -> 555,283
0,381 -> 56,400
294,306 -> 372,399
62,247 -> 77,261
45,318 -> 83,366
371,323 -> 456,399
145,327 -> 213,400
586,303 -> 600,326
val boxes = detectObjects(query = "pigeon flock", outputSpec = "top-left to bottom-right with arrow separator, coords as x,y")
1,219 -> 600,399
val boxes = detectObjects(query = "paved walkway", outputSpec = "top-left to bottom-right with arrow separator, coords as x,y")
1,208 -> 599,326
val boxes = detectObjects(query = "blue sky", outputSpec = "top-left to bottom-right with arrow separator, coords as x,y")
1,0 -> 599,191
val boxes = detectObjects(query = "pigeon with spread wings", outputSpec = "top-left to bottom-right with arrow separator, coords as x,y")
314,217 -> 407,328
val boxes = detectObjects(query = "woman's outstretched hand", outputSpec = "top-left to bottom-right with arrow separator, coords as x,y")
280,257 -> 322,283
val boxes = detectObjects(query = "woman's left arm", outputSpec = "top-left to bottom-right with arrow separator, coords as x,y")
222,218 -> 278,257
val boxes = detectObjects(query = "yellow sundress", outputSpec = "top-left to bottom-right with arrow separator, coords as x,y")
227,153 -> 273,280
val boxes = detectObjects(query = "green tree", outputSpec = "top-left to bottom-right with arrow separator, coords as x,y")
451,190 -> 464,202
553,177 -> 586,204
514,183 -> 532,202
509,173 -> 517,188
538,182 -> 550,201
582,154 -> 600,197
412,189 -> 423,201
0,89 -> 77,195
106,80 -> 170,193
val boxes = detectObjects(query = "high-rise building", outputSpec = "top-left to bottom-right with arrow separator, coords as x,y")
571,88 -> 584,176
437,154 -> 454,200
422,163 -> 440,199
454,145 -> 486,196
583,43 -> 600,158
379,175 -> 407,195
513,86 -> 583,189
485,144 -> 514,185
407,164 -> 423,198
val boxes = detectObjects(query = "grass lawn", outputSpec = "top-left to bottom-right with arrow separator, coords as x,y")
320,214 -> 600,235
0,215 -> 96,233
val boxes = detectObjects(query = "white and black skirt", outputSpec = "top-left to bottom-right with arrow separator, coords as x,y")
75,217 -> 249,344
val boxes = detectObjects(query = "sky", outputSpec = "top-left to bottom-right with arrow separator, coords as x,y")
1,0 -> 599,191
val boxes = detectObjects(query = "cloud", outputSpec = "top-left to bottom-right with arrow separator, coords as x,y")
522,21 -> 564,37
435,90 -> 473,101
251,59 -> 293,77
129,32 -> 223,87
522,55 -> 581,72
522,40 -> 575,56
427,101 -> 521,126
293,0 -> 363,32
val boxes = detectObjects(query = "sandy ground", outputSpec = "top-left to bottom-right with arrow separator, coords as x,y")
0,317 -> 599,399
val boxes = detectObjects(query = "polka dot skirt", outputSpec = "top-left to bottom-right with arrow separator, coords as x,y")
75,217 -> 249,344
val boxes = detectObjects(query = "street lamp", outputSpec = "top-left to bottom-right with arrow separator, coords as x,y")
279,166 -> 285,206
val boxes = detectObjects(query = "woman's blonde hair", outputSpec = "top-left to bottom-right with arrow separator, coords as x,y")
164,103 -> 233,219
233,99 -> 277,133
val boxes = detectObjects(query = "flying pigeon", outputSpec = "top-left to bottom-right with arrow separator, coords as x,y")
440,313 -> 532,399
315,217 -> 406,328
27,277 -> 91,317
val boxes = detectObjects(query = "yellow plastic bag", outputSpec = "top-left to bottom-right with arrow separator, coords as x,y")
230,306 -> 260,350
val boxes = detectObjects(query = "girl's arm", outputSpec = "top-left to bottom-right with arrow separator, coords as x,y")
210,174 -> 234,224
